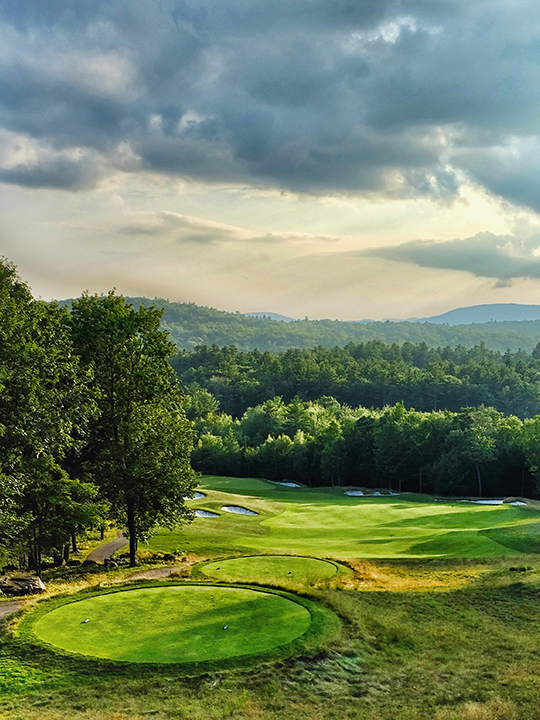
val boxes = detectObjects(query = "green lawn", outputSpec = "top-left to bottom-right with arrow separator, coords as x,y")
199,555 -> 344,584
145,475 -> 540,559
32,585 -> 313,664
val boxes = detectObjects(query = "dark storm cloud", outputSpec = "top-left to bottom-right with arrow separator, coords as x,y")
362,231 -> 540,281
1,0 -> 540,207
0,153 -> 105,189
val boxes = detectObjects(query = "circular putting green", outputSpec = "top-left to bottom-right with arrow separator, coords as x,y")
32,585 -> 312,664
200,555 -> 340,583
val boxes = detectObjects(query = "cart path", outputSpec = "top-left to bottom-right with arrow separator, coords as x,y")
127,565 -> 185,580
0,600 -> 25,621
86,531 -> 128,563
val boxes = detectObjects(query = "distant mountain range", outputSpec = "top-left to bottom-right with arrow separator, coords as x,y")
61,297 -> 540,353
412,303 -> 540,325
246,303 -> 540,326
244,312 -> 296,322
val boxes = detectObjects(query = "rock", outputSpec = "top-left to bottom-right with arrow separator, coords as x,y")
0,575 -> 46,596
81,559 -> 99,568
163,554 -> 175,562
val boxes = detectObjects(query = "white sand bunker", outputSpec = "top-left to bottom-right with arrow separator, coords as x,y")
221,505 -> 258,516
510,501 -> 527,506
344,490 -> 364,496
464,499 -> 504,505
184,491 -> 206,500
372,491 -> 381,496
195,509 -> 219,518
275,481 -> 301,487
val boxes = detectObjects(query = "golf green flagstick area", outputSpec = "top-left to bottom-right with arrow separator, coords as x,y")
30,585 -> 321,664
145,475 -> 540,559
198,555 -> 345,584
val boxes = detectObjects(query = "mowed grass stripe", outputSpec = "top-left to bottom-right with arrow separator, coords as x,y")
145,476 -> 540,559
33,586 -> 312,664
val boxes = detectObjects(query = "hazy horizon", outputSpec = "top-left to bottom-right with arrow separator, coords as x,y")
2,2 -> 540,321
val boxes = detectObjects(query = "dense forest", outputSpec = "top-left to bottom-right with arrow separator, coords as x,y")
174,340 -> 540,498
121,297 -> 540,353
172,341 -> 540,419
184,389 -> 540,499
0,263 -> 195,572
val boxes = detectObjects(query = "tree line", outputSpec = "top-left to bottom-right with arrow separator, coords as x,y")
121,296 -> 540,354
172,341 -> 540,419
185,388 -> 540,498
0,261 -> 195,573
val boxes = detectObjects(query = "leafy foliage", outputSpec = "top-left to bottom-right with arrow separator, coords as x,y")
0,260 -> 99,572
69,292 -> 196,565
172,341 -> 540,418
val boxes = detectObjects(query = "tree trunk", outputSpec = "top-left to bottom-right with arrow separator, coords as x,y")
34,524 -> 42,578
127,499 -> 137,567
71,531 -> 78,553
63,543 -> 70,564
100,525 -> 105,540
476,463 -> 482,498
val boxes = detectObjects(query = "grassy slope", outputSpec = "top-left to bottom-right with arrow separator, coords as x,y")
5,478 -> 540,718
4,565 -> 540,719
145,476 -> 540,559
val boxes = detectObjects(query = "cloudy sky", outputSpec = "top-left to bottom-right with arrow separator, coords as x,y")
2,0 -> 540,319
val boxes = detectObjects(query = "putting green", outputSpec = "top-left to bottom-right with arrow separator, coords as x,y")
32,585 -> 311,664
145,475 -> 540,559
200,555 -> 340,583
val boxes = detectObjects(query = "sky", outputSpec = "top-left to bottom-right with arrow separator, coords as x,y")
2,1 -> 540,320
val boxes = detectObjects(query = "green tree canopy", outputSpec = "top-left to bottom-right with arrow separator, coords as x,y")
70,292 -> 196,565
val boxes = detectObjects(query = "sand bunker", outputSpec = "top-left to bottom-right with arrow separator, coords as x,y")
221,505 -> 258,516
195,509 -> 219,518
275,481 -> 301,487
462,499 -> 504,505
344,490 -> 364,496
184,491 -> 206,500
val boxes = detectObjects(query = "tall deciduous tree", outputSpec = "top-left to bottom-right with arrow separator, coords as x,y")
70,292 -> 196,566
0,259 -> 98,573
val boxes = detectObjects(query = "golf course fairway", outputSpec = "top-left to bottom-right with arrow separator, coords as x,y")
146,475 -> 540,559
32,585 -> 312,664
200,555 -> 341,583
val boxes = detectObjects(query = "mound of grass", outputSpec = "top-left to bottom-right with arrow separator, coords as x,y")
198,555 -> 345,584
482,522 -> 540,554
145,475 -> 540,559
27,584 -> 334,665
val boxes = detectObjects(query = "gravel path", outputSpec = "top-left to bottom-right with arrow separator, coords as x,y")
0,600 -> 25,621
127,565 -> 185,580
86,531 -> 128,563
